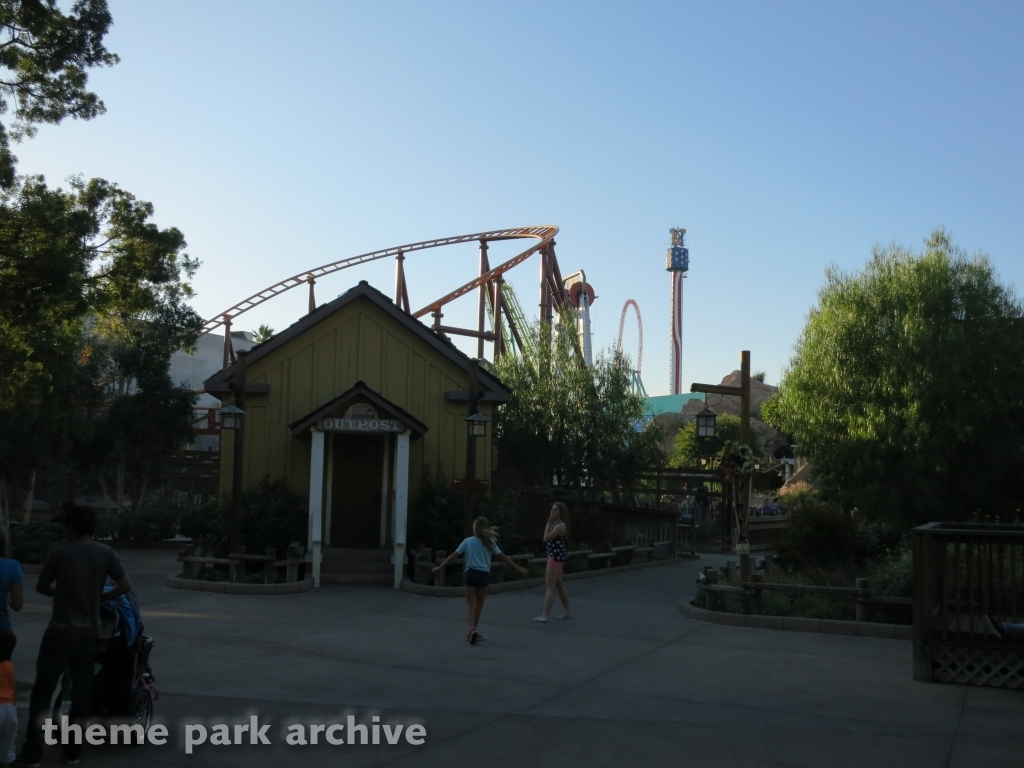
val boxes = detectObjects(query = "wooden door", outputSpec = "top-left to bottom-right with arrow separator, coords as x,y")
331,435 -> 384,547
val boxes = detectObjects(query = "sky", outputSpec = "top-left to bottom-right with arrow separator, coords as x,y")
15,1 -> 1024,394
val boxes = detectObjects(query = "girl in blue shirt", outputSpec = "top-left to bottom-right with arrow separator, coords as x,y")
433,517 -> 526,644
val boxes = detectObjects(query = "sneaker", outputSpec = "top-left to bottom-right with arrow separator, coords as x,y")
469,630 -> 480,644
556,612 -> 572,619
533,615 -> 548,623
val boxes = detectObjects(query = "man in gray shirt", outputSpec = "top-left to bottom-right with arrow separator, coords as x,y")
17,506 -> 132,766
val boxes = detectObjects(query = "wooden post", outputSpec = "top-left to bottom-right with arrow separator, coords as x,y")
855,578 -> 869,622
308,427 -> 325,588
707,569 -> 719,611
182,544 -> 196,580
750,573 -> 764,614
912,526 -> 935,682
393,430 -> 410,589
764,553 -> 774,575
725,560 -> 737,580
232,546 -> 246,583
434,551 -> 446,587
740,552 -> 750,582
287,542 -> 300,583
264,547 -> 276,585
739,350 -> 751,447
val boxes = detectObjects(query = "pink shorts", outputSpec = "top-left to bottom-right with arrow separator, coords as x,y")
546,557 -> 564,570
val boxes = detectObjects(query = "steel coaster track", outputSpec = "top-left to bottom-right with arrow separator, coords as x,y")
200,225 -> 559,337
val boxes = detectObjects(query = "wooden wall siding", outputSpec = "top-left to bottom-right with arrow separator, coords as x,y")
219,296 -> 495,529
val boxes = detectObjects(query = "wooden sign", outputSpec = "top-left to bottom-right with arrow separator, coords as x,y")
319,403 -> 404,433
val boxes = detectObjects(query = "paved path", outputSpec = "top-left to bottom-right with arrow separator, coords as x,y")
10,549 -> 1024,767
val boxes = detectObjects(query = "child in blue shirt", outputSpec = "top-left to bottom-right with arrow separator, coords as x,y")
433,517 -> 527,644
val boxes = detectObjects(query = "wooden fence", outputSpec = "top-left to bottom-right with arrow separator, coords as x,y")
913,522 -> 1024,689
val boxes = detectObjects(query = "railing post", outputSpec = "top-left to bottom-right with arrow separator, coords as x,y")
855,578 -> 869,622
264,547 -> 276,584
706,569 -> 719,611
287,542 -> 300,583
182,543 -> 196,580
913,525 -> 935,683
232,546 -> 246,583
750,573 -> 764,614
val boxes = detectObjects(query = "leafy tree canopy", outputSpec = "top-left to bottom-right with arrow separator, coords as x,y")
0,175 -> 202,484
0,0 -> 117,186
494,319 -> 661,490
668,413 -> 741,468
762,229 -> 1024,527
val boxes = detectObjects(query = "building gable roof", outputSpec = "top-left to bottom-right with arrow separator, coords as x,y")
288,381 -> 428,437
203,280 -> 511,400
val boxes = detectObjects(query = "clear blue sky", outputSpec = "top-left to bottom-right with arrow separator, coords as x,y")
17,1 -> 1024,393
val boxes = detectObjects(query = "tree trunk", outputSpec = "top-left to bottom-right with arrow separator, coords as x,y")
22,470 -> 36,524
116,450 -> 125,514
132,475 -> 149,513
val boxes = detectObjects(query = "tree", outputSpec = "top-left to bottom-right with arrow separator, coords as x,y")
668,413 -> 741,468
494,319 -> 661,491
0,1 -> 118,186
0,175 -> 202,504
762,229 -> 1024,527
253,324 -> 274,344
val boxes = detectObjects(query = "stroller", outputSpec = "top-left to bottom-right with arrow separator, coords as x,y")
52,588 -> 158,733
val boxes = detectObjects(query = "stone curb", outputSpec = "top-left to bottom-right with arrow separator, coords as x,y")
164,573 -> 315,595
678,600 -> 912,640
401,556 -> 690,598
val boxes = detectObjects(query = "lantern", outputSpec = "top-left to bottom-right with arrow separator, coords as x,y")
696,406 -> 717,438
465,411 -> 491,438
219,404 -> 246,430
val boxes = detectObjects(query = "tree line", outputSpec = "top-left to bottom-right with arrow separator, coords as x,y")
0,2 -> 200,514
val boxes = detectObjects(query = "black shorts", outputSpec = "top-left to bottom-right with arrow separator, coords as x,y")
464,569 -> 490,588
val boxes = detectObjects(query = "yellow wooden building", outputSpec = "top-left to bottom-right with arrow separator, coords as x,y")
203,281 -> 510,588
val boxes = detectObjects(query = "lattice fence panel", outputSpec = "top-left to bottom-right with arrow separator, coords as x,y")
932,645 -> 1024,689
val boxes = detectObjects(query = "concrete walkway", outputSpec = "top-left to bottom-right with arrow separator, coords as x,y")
10,549 -> 1024,767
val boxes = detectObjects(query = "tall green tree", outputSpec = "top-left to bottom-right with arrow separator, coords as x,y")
0,175 -> 202,500
494,319 -> 660,491
0,1 -> 118,186
762,229 -> 1024,527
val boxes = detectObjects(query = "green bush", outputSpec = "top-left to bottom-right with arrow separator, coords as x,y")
776,494 -> 856,570
472,490 -> 519,551
865,546 -> 913,624
416,465 -> 464,552
178,501 -> 221,542
10,521 -> 67,564
99,507 -> 181,542
237,477 -> 306,555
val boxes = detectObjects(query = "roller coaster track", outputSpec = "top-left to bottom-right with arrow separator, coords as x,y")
201,225 -> 573,368
199,225 -> 560,338
616,299 -> 646,397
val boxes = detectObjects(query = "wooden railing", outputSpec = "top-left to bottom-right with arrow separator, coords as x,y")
912,522 -> 1024,689
698,565 -> 911,620
409,541 -> 676,587
178,542 -> 306,584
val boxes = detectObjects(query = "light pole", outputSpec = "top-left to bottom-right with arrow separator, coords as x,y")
224,349 -> 249,549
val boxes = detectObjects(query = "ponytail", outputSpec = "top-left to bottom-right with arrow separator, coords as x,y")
472,516 -> 498,553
